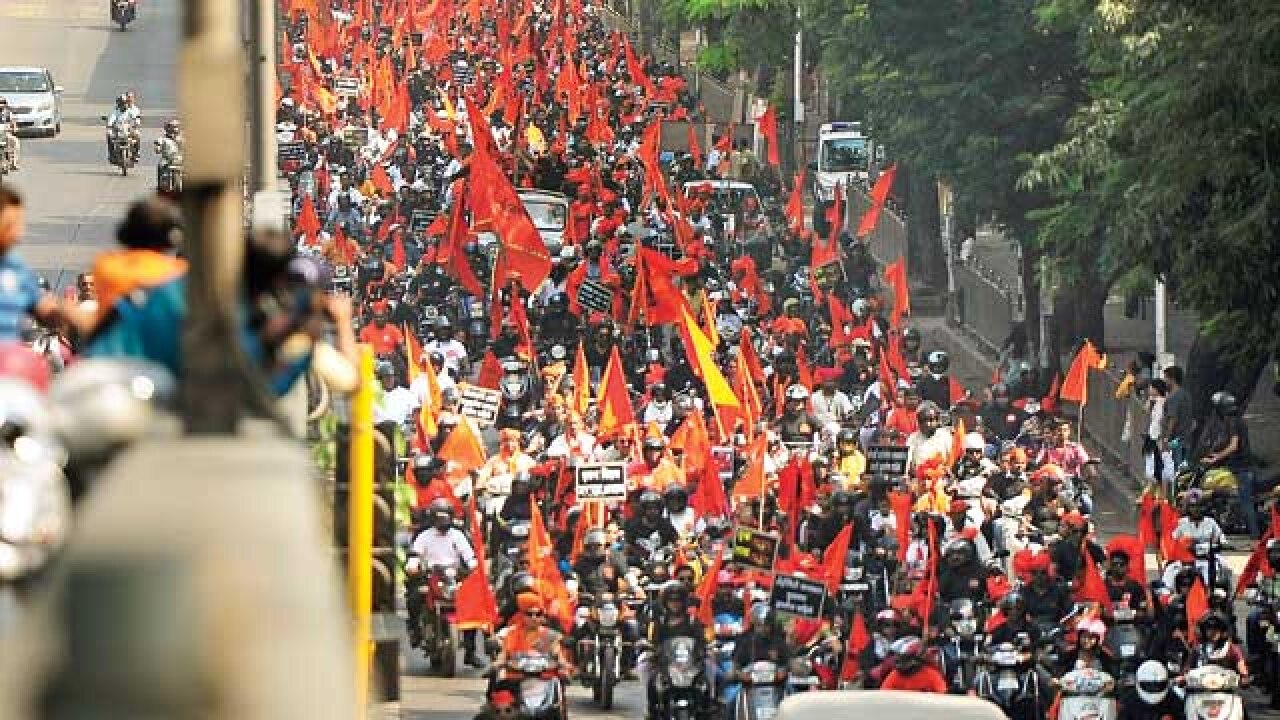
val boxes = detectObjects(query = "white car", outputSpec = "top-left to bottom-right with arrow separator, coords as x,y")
0,66 -> 63,137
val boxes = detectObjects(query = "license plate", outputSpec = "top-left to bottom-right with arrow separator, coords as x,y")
997,676 -> 1020,691
1121,643 -> 1136,657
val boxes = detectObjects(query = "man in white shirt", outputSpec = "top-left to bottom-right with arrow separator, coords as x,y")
810,369 -> 855,428
373,362 -> 416,426
406,499 -> 485,666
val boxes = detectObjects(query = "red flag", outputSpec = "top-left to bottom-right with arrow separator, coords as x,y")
756,105 -> 780,167
855,164 -> 898,238
686,124 -> 702,169
889,490 -> 913,562
1041,373 -> 1061,414
295,195 -> 322,245
696,549 -> 724,627
883,256 -> 910,327
438,183 -> 486,297
467,122 -> 551,292
785,170 -> 806,233
1073,538 -> 1110,606
1186,577 -> 1209,645
476,351 -> 504,390
841,608 -> 870,682
1060,340 -> 1107,406
596,346 -> 636,439
1137,492 -> 1157,549
821,523 -> 854,594
824,182 -> 845,243
739,329 -> 766,384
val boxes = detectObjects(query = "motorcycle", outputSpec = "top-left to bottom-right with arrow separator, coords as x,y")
972,642 -> 1049,720
153,137 -> 183,194
1183,665 -> 1243,720
111,0 -> 136,30
575,592 -> 623,709
103,118 -> 137,176
734,660 -> 786,720
417,562 -> 462,677
651,635 -> 712,720
1246,580 -> 1280,708
486,651 -> 567,720
1057,668 -> 1116,720
938,597 -> 986,694
1104,603 -> 1147,704
498,358 -> 534,431
713,611 -> 745,705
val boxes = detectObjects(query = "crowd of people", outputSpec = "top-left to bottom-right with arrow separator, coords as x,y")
0,0 -> 1270,717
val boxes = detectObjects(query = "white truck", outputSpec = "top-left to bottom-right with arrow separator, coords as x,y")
811,121 -> 877,202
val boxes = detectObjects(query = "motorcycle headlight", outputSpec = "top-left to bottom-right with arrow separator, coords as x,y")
955,619 -> 977,636
844,567 -> 863,581
750,667 -> 776,684
598,604 -> 619,627
667,665 -> 698,688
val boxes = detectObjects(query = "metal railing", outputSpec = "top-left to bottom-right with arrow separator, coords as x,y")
952,263 -> 1021,355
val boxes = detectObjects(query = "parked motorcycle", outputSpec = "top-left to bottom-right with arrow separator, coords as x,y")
1057,668 -> 1116,720
111,0 -> 136,30
1183,665 -> 1243,720
575,592 -> 624,709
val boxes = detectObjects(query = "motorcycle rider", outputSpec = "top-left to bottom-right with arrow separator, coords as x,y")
629,435 -> 684,492
1245,539 -> 1280,672
624,490 -> 679,562
407,498 -> 485,667
0,98 -> 18,171
569,528 -> 641,676
664,484 -> 701,540
1103,546 -> 1153,623
1199,391 -> 1256,538
1192,611 -> 1250,683
644,584 -> 710,720
154,119 -> 183,190
916,351 -> 953,410
732,603 -> 790,677
1061,618 -> 1114,674
1016,549 -> 1073,629
906,402 -> 952,473
105,93 -> 142,163
989,591 -> 1043,646
810,368 -> 854,430
492,592 -> 574,695
776,384 -> 820,444
880,637 -> 948,692
938,536 -> 990,604
1171,491 -> 1225,546
981,383 -> 1027,443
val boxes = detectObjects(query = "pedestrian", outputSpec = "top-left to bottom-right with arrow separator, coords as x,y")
1161,365 -> 1194,467
1143,378 -> 1174,495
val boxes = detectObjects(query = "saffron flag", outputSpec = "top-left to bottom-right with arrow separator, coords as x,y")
1060,340 -> 1107,405
572,340 -> 591,416
883,256 -> 910,327
756,104 -> 780,167
855,164 -> 897,238
596,345 -> 635,439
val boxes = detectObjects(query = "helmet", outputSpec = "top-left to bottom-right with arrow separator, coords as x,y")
837,428 -> 858,445
511,572 -> 537,596
785,384 -> 810,402
411,454 -> 445,480
890,637 -> 924,674
901,327 -> 921,348
1136,660 -> 1170,705
642,436 -> 666,452
1199,611 -> 1230,638
663,583 -> 690,606
875,608 -> 899,626
638,490 -> 663,511
428,497 -> 454,517
926,350 -> 950,375
999,590 -> 1026,617
1076,618 -> 1106,640
1211,391 -> 1238,415
164,119 -> 181,138
583,528 -> 608,556
116,94 -> 129,110
916,401 -> 941,423
47,359 -> 176,465
944,539 -> 976,567
0,342 -> 52,392
663,484 -> 688,505
1266,538 -> 1280,569
963,432 -> 985,452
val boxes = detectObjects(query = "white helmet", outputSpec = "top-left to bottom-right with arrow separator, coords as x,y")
784,384 -> 810,402
963,432 -> 986,451
1135,660 -> 1169,705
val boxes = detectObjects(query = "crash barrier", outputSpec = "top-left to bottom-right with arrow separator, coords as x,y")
597,4 -> 740,123
660,121 -> 755,157
844,184 -> 908,266
1082,364 -> 1149,492
951,263 -> 1020,357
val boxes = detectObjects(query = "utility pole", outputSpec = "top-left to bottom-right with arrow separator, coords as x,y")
793,11 -> 804,128
179,0 -> 247,433
1155,279 -> 1170,371
249,0 -> 285,232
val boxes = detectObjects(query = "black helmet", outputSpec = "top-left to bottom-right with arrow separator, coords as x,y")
663,583 -> 690,607
944,539 -> 976,567
999,590 -> 1026,617
639,490 -> 663,510
926,350 -> 950,375
642,436 -> 666,452
1211,391 -> 1238,416
428,497 -> 454,515
664,484 -> 688,504
511,572 -> 537,595
901,327 -> 921,348
164,119 -> 181,138
1199,611 -> 1230,637
411,454 -> 444,480
434,315 -> 452,332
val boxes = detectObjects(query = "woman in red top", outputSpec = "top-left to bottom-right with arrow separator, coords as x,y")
880,637 -> 948,693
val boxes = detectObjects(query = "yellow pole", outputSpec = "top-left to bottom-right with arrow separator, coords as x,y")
348,345 -> 375,719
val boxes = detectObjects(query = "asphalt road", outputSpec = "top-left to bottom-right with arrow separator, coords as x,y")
0,0 -> 178,290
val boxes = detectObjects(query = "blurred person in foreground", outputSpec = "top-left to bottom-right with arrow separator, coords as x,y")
0,185 -> 77,342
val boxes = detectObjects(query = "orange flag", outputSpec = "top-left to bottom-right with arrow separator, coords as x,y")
476,351 -> 504,390
948,417 -> 967,467
1060,340 -> 1107,405
739,329 -> 765,384
528,498 -> 573,629
437,418 -> 487,472
1073,539 -> 1111,606
596,346 -> 635,439
731,434 -> 769,501
856,164 -> 897,238
1186,576 -> 1209,645
883,256 -> 910,327
821,523 -> 854,594
785,170 -> 806,233
841,609 -> 870,682
888,490 -> 913,561
571,340 -> 591,416
695,548 -> 724,626
686,124 -> 702,169
756,104 -> 780,167
700,289 -> 720,349
456,493 -> 499,631
295,195 -> 322,245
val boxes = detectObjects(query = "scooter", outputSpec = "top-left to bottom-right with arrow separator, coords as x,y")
485,651 -> 568,720
1057,668 -> 1116,720
1183,665 -> 1243,720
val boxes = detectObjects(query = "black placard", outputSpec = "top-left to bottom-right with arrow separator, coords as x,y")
731,526 -> 779,572
574,462 -> 628,501
576,280 -> 613,314
770,574 -> 827,619
278,141 -> 306,162
866,445 -> 910,476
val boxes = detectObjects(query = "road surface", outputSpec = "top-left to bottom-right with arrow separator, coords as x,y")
0,0 -> 178,290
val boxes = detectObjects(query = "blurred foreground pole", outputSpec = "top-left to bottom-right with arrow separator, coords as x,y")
179,0 -> 247,433
348,347 -> 375,720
